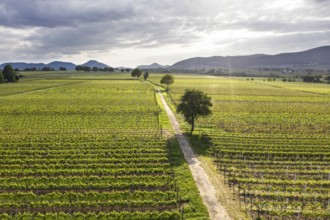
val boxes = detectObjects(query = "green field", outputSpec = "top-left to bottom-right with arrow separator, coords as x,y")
149,74 -> 330,220
1,72 -> 329,219
0,73 -> 208,219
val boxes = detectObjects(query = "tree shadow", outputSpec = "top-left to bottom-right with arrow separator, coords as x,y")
166,132 -> 213,168
166,135 -> 187,167
183,132 -> 213,157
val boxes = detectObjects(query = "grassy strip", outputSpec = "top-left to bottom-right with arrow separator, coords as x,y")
168,137 -> 209,220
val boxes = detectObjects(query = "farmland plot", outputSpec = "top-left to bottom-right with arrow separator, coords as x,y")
154,75 -> 330,219
0,79 -> 184,219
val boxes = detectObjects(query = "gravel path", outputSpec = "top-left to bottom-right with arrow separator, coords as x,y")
157,89 -> 231,220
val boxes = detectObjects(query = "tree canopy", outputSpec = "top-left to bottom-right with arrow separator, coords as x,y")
301,75 -> 322,83
3,64 -> 16,82
41,66 -> 53,71
92,66 -> 98,72
160,74 -> 174,91
177,89 -> 212,134
131,68 -> 143,78
75,65 -> 91,72
143,72 -> 149,80
103,67 -> 114,72
0,71 -> 4,83
323,74 -> 330,83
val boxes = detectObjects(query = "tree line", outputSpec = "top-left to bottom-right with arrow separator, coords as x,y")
301,74 -> 330,83
75,66 -> 116,72
14,67 -> 66,71
130,68 -> 149,80
14,66 -> 126,72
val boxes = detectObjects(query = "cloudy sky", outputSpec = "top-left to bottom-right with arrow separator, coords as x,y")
0,0 -> 329,67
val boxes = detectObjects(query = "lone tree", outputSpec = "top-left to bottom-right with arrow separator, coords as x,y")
3,64 -> 16,82
143,71 -> 149,80
160,74 -> 174,91
177,89 -> 212,134
131,68 -> 142,78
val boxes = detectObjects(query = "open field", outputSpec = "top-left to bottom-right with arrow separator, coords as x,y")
150,74 -> 330,219
1,72 -> 329,219
0,72 -> 208,219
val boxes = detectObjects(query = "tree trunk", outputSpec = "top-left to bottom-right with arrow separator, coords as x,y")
190,117 -> 195,134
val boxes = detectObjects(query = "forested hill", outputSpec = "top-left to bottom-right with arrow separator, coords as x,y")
171,46 -> 330,69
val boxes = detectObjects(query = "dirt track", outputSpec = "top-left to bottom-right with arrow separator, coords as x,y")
157,89 -> 231,220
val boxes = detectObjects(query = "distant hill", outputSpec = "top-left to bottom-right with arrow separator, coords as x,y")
116,66 -> 128,70
80,60 -> 109,68
0,60 -> 111,70
171,46 -> 330,69
137,63 -> 167,69
2,46 -> 330,71
48,61 -> 76,70
0,62 -> 46,70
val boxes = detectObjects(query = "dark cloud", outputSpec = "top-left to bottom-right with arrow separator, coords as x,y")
307,0 -> 330,3
0,0 -> 208,61
20,16 -> 201,60
0,0 -> 329,64
0,0 -> 135,28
